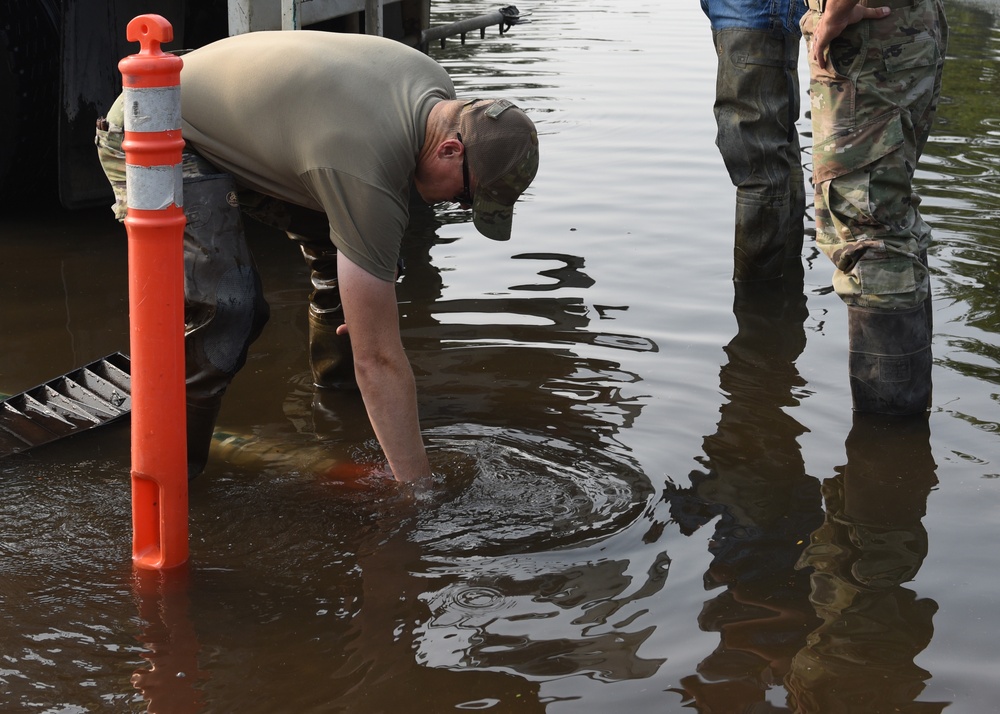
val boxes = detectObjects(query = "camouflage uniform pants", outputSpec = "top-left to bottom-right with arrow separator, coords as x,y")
801,0 -> 948,310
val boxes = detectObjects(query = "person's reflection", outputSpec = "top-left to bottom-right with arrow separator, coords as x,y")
667,276 -> 825,711
131,564 -> 208,713
785,414 -> 945,713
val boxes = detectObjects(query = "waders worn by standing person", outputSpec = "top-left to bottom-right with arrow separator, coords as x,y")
701,0 -> 807,284
802,0 -> 947,415
96,31 -> 539,482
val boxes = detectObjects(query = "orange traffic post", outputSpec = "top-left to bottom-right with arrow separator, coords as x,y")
119,15 -> 188,570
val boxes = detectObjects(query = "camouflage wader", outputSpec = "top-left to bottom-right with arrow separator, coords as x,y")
802,0 -> 947,414
702,0 -> 807,283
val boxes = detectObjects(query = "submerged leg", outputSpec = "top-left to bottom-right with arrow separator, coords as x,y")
183,173 -> 270,477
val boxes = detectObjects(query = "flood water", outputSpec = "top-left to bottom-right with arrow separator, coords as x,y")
2,0 -> 1000,711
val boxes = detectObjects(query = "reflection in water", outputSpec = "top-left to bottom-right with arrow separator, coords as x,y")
665,277 -> 825,711
786,415 -> 944,713
400,202 -> 654,446
319,517 -> 548,714
131,566 -> 207,713
414,545 -> 672,684
136,498 -> 549,714
509,252 -> 597,291
663,279 -> 947,712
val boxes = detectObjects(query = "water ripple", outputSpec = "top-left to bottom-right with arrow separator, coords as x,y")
413,424 -> 651,555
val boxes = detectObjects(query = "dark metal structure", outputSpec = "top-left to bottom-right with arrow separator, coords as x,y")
0,353 -> 132,457
3,0 -> 510,211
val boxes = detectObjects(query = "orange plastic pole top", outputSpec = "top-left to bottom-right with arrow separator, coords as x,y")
120,15 -> 183,89
126,14 -> 174,52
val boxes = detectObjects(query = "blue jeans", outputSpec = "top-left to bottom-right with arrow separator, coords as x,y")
701,0 -> 805,35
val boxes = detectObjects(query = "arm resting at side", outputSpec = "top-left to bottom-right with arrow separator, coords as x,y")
810,0 -> 890,69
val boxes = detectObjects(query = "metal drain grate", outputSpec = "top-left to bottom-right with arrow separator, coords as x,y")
0,353 -> 131,457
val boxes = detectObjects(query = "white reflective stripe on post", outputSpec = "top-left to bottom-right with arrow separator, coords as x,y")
126,164 -> 184,210
122,86 -> 182,133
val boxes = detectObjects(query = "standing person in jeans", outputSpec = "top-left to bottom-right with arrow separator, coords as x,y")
96,31 -> 539,483
701,0 -> 807,284
802,0 -> 947,414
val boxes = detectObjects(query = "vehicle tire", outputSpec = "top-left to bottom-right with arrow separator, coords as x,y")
0,0 -> 59,207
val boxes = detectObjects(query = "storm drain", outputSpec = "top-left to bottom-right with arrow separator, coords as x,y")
0,353 -> 131,457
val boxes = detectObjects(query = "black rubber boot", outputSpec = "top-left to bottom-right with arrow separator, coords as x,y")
182,173 -> 270,478
186,398 -> 222,479
733,190 -> 791,282
847,302 -> 932,415
308,307 -> 357,390
293,234 -> 358,390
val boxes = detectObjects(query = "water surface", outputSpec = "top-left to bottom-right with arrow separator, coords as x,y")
2,1 -> 999,711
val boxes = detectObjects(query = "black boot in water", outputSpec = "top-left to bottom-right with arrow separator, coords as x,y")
847,302 -> 933,416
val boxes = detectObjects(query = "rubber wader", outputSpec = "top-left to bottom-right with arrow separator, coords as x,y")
847,300 -> 932,416
292,234 -> 358,390
712,28 -> 805,283
183,173 -> 270,478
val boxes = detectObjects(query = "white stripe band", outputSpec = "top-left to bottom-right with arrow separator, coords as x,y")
122,86 -> 182,133
126,164 -> 184,210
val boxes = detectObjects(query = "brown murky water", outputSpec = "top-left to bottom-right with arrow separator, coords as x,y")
2,1 -> 999,711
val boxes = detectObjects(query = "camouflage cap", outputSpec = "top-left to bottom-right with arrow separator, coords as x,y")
458,99 -> 539,241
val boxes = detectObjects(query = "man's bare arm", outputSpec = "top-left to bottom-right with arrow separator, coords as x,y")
336,253 -> 431,484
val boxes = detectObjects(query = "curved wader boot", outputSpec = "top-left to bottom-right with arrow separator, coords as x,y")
847,301 -> 932,415
293,235 -> 358,390
712,28 -> 805,283
184,173 -> 270,477
308,307 -> 356,390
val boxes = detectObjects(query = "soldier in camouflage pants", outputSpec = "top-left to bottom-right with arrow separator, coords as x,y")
802,0 -> 947,415
701,0 -> 807,284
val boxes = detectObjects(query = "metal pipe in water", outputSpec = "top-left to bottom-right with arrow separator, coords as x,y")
420,6 -> 524,47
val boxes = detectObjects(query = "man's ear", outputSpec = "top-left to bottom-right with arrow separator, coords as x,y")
438,137 -> 463,159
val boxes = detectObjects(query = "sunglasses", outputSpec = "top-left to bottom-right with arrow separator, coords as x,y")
453,132 -> 473,206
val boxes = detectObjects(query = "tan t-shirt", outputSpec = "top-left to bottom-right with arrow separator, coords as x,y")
179,31 -> 455,280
